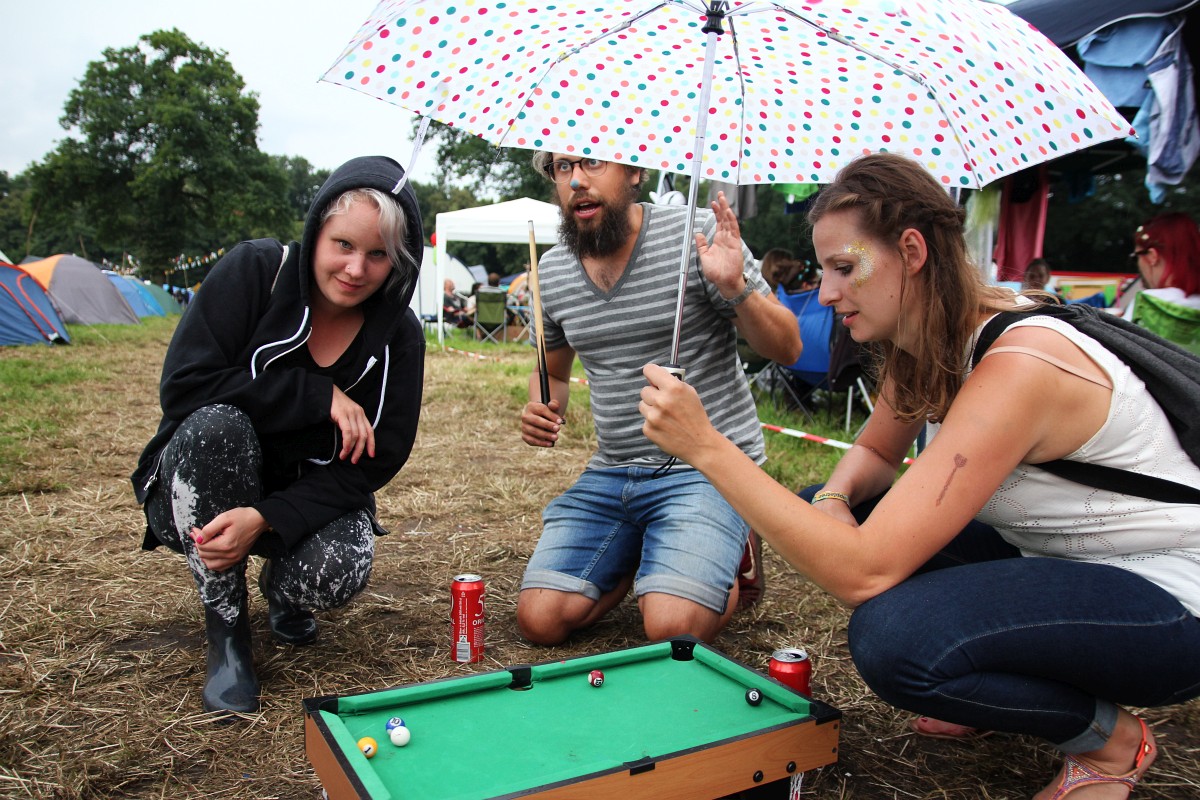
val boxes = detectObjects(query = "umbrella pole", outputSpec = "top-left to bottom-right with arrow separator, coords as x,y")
666,1 -> 727,380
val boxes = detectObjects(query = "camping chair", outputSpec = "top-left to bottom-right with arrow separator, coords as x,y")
473,287 -> 508,344
1132,292 -> 1200,355
778,288 -> 834,421
506,294 -> 531,342
827,317 -> 875,434
748,288 -> 833,421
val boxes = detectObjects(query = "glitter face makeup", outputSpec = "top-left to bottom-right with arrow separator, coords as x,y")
847,240 -> 875,288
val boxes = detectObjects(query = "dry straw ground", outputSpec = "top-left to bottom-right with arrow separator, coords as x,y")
1,319 -> 1197,799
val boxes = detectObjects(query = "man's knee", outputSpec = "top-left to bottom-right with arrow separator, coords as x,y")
640,592 -> 728,643
516,588 -> 593,646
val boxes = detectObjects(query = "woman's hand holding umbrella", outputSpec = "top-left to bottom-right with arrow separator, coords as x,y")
639,362 -> 724,466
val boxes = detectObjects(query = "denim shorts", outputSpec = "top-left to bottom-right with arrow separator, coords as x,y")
521,467 -> 749,613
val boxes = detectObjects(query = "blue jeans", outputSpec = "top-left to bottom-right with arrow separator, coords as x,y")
522,467 -> 749,614
801,486 -> 1200,752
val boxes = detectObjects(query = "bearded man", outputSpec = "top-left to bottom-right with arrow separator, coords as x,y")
516,153 -> 802,645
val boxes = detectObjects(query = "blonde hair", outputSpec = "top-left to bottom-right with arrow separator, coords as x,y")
321,188 -> 418,299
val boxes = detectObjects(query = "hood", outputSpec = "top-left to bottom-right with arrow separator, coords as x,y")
299,155 -> 425,310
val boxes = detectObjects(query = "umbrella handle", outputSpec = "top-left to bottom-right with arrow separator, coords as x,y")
661,363 -> 687,382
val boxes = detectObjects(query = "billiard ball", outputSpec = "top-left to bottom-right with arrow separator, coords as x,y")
389,726 -> 412,747
358,736 -> 378,758
745,688 -> 763,706
588,669 -> 604,687
385,716 -> 406,733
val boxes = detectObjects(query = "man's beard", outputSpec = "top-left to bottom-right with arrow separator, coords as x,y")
559,194 -> 635,260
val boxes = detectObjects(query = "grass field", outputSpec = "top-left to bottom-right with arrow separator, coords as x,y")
1,317 -> 1196,799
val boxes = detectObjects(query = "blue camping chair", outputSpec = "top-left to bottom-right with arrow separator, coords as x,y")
754,286 -> 874,430
748,288 -> 831,421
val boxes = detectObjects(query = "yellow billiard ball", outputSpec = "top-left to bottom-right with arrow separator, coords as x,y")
357,736 -> 378,758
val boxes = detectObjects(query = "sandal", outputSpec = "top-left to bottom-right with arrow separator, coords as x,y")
735,530 -> 765,612
909,715 -> 993,740
1048,717 -> 1156,799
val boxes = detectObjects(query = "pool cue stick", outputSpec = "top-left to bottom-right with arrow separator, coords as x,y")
527,221 -> 551,406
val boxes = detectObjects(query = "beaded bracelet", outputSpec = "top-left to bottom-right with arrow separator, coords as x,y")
812,490 -> 851,505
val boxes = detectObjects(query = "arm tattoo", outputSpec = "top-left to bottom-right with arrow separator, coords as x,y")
936,453 -> 968,507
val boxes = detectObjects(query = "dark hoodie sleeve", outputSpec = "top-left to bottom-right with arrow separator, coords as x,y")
157,241 -> 333,434
242,154 -> 429,548
251,313 -> 426,548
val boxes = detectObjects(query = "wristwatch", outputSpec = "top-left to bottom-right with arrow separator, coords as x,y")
728,276 -> 755,307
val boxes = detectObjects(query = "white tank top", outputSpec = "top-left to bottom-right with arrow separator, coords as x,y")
971,314 -> 1200,616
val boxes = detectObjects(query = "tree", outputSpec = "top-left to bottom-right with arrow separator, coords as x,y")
271,155 -> 331,240
28,29 -> 291,275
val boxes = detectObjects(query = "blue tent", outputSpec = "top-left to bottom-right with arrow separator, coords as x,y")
104,270 -> 164,318
0,262 -> 70,345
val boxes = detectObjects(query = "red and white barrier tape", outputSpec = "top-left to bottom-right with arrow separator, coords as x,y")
760,423 -> 915,465
442,348 -> 909,462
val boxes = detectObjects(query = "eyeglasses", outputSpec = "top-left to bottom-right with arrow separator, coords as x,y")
1129,249 -> 1151,260
544,157 -> 608,184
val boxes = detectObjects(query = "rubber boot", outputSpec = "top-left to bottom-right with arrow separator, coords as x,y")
202,599 -> 260,716
259,560 -> 318,646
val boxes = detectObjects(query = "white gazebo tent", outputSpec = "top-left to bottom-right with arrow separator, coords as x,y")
433,197 -> 562,344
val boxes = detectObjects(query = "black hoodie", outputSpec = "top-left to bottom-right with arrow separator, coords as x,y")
131,156 -> 425,552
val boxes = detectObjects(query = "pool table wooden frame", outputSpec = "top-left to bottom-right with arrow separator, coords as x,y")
305,637 -> 840,800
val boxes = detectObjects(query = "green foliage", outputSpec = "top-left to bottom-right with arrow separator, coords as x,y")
25,29 -> 292,275
1044,162 -> 1200,273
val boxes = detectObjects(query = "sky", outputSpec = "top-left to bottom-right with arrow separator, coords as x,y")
2,1 -> 436,182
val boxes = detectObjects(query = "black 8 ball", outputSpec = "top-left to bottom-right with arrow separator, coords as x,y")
745,688 -> 763,706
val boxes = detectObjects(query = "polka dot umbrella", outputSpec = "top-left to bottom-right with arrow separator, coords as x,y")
323,0 -> 1131,363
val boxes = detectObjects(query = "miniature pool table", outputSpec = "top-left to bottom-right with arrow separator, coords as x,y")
304,637 -> 841,800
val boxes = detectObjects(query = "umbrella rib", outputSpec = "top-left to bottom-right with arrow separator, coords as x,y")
764,3 -> 984,187
490,0 -> 716,152
491,1 -> 677,151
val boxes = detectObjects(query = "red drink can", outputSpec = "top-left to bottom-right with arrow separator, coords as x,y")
450,573 -> 486,663
769,647 -> 812,695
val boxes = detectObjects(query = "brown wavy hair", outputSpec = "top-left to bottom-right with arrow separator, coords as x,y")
807,153 -> 1014,423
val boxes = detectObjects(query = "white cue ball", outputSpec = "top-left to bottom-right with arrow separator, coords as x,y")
390,726 -> 412,747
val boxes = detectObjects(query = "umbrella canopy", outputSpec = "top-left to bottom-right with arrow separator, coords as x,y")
324,0 -> 1131,190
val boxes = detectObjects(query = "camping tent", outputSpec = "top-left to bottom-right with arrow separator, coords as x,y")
105,270 -> 165,318
433,197 -> 562,342
142,282 -> 182,315
0,262 -> 70,345
410,246 -> 475,321
21,255 -> 140,325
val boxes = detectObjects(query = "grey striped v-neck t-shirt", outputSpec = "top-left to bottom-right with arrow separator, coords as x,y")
538,203 -> 768,469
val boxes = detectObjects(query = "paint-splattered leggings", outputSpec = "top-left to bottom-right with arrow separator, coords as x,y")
145,404 -> 374,625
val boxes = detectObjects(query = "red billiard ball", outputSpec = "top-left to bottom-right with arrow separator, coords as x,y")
746,688 -> 763,706
588,669 -> 605,687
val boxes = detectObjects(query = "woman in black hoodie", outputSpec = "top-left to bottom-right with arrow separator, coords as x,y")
132,156 -> 425,716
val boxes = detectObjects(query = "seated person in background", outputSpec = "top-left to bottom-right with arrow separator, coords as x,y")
639,152 -> 1200,800
443,278 -> 471,327
781,259 -> 820,294
1020,257 -> 1052,292
463,281 -> 483,318
759,247 -> 795,293
131,156 -> 426,716
1124,212 -> 1200,320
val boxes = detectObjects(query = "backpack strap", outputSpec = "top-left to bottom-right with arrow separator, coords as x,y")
971,310 -> 1200,505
